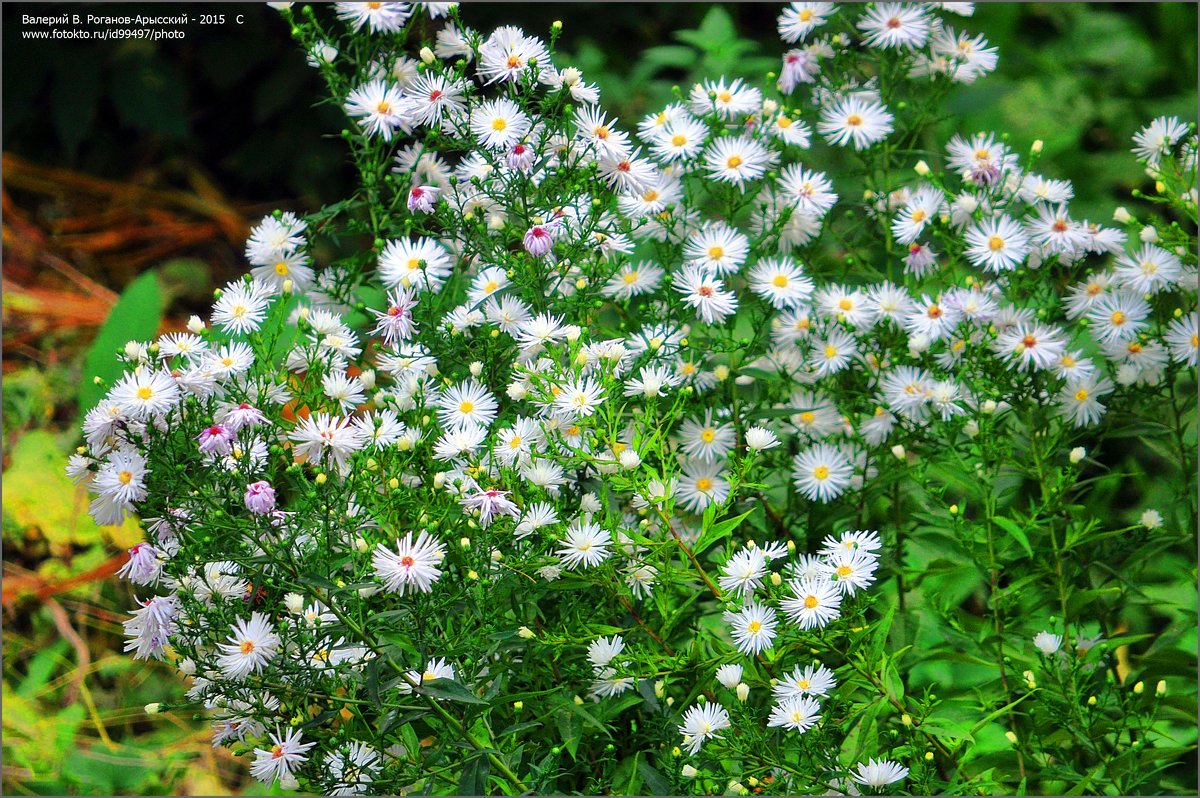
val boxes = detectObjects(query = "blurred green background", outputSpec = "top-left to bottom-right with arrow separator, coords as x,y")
2,2 -> 1196,794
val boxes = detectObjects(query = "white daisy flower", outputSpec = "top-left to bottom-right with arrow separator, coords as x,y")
378,236 -> 454,290
674,266 -> 738,325
729,601 -> 777,655
964,214 -> 1029,273
778,2 -> 837,43
470,97 -> 531,150
1113,244 -> 1183,294
792,443 -> 854,502
852,758 -> 909,789
557,520 -> 612,569
216,612 -> 280,680
748,257 -> 815,309
249,726 -> 316,786
818,95 -> 894,150
373,530 -> 447,595
780,576 -> 843,629
678,703 -> 731,756
857,2 -> 931,49
773,663 -> 837,700
703,134 -> 775,188
675,461 -> 731,513
344,79 -> 409,141
767,694 -> 822,732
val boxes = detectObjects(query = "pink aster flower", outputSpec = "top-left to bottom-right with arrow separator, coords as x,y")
407,185 -> 440,213
196,423 -> 236,455
460,486 -> 520,528
244,481 -> 277,515
523,224 -> 555,258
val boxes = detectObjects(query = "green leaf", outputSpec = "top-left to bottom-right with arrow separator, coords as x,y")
78,270 -> 163,418
992,516 -> 1033,559
638,760 -> 672,795
417,679 -> 488,705
458,754 -> 489,795
693,508 -> 754,557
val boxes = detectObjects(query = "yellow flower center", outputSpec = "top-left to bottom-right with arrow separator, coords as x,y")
717,91 -> 732,103
240,640 -> 255,654
824,345 -> 838,360
274,262 -> 289,275
492,117 -> 508,131
459,401 -> 475,414
773,274 -> 789,288
988,235 -> 1005,251
846,114 -> 862,127
800,9 -> 813,21
136,387 -> 153,400
726,155 -> 744,169
804,595 -> 819,609
643,189 -> 660,202
911,209 -> 927,223
700,429 -> 716,443
708,246 -> 725,260
118,471 -> 134,485
696,477 -> 713,492
777,116 -> 793,129
837,565 -> 853,578
623,271 -> 640,285
838,298 -> 853,311
813,465 -> 830,480
1111,311 -> 1126,325
1074,389 -> 1089,401
747,620 -> 763,633
671,134 -> 687,147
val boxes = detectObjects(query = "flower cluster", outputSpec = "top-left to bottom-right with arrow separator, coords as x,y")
71,2 -> 1195,795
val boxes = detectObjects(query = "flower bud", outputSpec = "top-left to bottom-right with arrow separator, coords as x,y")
1134,681 -> 1145,694
355,537 -> 369,553
518,626 -> 535,639
145,702 -> 161,714
1087,695 -> 1097,706
982,399 -> 998,414
314,472 -> 327,486
1031,139 -> 1044,154
551,20 -> 563,31
1005,731 -> 1018,744
282,278 -> 294,295
925,751 -> 934,761
770,572 -> 782,587
949,504 -> 959,515
736,683 -> 750,702
513,700 -> 523,710
619,450 -> 641,470
491,549 -> 504,562
914,160 -> 930,176
1069,446 -> 1086,464
284,593 -> 305,614
1156,680 -> 1166,696
902,714 -> 913,726
467,569 -> 479,580
1139,225 -> 1159,243
713,364 -> 730,382
460,537 -> 471,549
419,46 -> 435,64
891,444 -> 906,461
573,695 -> 584,705
1113,206 -> 1132,223
187,315 -> 205,334
390,476 -> 402,489
679,764 -> 698,778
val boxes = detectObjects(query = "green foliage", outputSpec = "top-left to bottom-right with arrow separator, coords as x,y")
77,270 -> 164,419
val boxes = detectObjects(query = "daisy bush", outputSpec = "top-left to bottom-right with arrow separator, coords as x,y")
73,2 -> 1196,795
